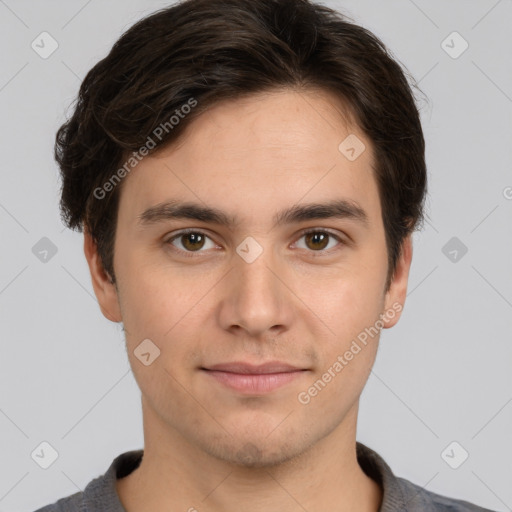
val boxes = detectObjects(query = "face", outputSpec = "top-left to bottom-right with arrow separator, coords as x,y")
85,89 -> 412,468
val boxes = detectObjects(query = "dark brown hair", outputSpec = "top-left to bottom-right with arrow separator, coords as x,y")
56,0 -> 427,292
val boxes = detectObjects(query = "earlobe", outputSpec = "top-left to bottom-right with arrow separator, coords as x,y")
382,234 -> 413,329
83,230 -> 122,323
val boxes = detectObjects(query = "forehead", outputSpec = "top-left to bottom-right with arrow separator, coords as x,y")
117,89 -> 380,229
166,88 -> 360,158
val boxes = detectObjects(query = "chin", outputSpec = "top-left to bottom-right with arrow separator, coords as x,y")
199,430 -> 309,469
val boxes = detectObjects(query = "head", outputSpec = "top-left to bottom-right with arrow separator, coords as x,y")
57,0 -> 427,467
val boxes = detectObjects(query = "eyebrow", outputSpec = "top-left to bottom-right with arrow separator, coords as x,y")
137,198 -> 370,229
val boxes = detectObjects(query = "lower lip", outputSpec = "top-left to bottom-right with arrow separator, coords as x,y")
202,370 -> 305,394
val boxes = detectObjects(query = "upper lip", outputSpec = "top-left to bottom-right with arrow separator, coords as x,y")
202,361 -> 305,374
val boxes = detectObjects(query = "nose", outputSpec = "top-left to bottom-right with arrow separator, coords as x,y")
217,242 -> 294,339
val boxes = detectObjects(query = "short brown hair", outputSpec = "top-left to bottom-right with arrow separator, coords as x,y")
56,0 -> 427,292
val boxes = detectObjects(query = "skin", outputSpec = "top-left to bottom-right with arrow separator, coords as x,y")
84,88 -> 413,512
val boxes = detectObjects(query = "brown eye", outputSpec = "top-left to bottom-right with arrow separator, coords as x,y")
304,231 -> 329,250
180,232 -> 205,251
167,230 -> 216,253
295,229 -> 343,253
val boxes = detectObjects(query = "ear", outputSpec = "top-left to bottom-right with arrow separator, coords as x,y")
382,234 -> 413,329
83,229 -> 122,323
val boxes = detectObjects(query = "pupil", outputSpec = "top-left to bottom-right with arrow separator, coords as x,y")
307,232 -> 328,250
184,233 -> 204,251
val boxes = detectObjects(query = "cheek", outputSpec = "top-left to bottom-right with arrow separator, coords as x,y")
293,261 -> 385,333
299,289 -> 382,410
118,273 -> 201,402
117,247 -> 188,324
117,260 -> 219,363
293,269 -> 385,392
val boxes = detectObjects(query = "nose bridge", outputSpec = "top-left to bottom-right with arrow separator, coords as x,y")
237,245 -> 278,295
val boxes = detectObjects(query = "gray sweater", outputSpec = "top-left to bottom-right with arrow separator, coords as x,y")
33,442 -> 496,511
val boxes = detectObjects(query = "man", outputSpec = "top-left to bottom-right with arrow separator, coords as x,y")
35,0 -> 495,510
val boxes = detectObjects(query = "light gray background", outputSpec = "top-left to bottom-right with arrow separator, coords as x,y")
0,0 -> 511,510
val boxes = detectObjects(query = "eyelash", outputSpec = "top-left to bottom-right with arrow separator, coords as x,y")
164,228 -> 346,258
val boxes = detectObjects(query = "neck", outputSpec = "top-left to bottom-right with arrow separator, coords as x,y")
117,400 -> 382,512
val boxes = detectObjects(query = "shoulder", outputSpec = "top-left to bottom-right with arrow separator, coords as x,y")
396,475 -> 498,512
31,449 -> 143,512
355,442 -> 497,512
